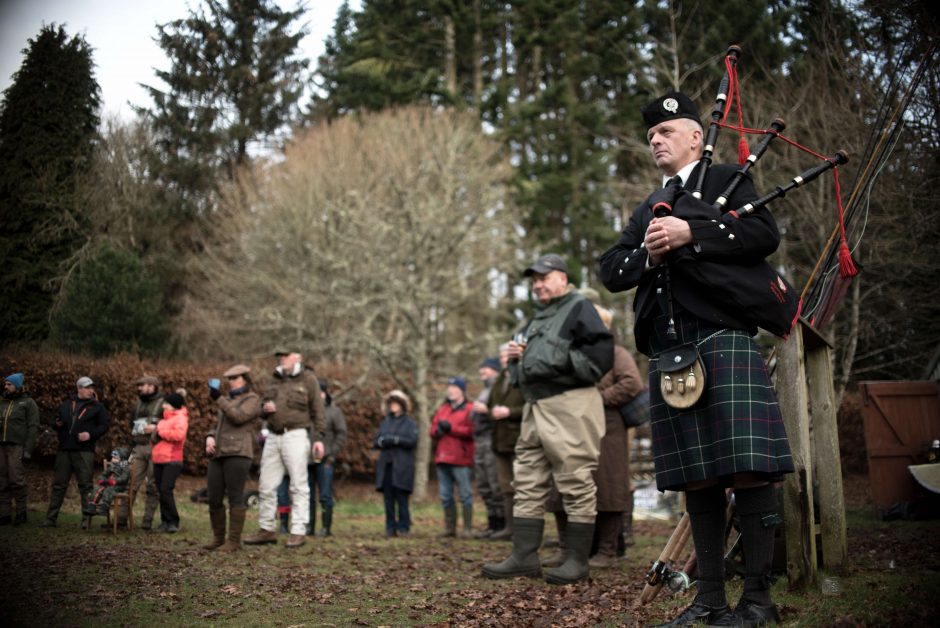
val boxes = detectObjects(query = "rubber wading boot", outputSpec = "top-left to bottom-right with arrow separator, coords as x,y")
488,496 -> 514,541
541,511 -> 568,567
202,506 -> 226,550
319,507 -> 332,536
545,521 -> 595,584
481,517 -> 544,579
219,507 -> 246,552
461,504 -> 474,538
438,505 -> 457,538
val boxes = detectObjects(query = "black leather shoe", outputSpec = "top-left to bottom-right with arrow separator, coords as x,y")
734,599 -> 780,627
655,601 -> 741,627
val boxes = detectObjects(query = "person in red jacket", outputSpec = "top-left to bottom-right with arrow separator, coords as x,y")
429,377 -> 475,538
145,391 -> 189,533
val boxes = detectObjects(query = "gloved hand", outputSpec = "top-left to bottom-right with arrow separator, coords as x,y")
376,435 -> 386,449
438,420 -> 451,434
388,435 -> 399,446
209,387 -> 221,400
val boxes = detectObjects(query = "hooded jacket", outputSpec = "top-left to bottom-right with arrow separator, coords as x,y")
152,406 -> 188,464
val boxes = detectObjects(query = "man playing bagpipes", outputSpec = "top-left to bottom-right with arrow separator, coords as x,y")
599,90 -> 795,627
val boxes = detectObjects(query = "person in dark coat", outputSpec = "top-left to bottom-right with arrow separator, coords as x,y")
599,91 -> 794,627
42,376 -> 111,527
0,372 -> 39,526
374,390 -> 419,537
590,305 -> 645,568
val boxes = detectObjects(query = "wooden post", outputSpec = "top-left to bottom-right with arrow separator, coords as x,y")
804,325 -> 848,573
776,322 -> 818,588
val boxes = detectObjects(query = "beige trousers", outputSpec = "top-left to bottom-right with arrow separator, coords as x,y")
512,387 -> 605,524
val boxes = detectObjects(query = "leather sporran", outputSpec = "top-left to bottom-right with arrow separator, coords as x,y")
658,343 -> 706,409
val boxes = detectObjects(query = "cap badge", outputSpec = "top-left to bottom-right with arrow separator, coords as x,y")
663,98 -> 679,114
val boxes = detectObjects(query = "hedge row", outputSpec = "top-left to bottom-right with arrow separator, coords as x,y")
1,350 -> 387,478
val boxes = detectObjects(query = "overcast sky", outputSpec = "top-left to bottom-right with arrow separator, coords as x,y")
0,0 -> 359,119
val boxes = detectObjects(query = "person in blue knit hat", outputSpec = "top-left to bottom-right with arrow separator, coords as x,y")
1,372 -> 40,525
429,375 -> 475,538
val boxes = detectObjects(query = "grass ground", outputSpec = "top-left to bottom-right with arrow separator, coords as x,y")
0,468 -> 936,627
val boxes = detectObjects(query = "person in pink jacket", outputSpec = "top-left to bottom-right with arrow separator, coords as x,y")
145,391 -> 189,533
429,377 -> 475,538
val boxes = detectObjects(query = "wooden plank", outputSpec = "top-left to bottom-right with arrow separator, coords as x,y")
807,344 -> 847,573
776,324 -> 817,588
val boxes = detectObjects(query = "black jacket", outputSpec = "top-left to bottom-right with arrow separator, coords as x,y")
54,393 -> 111,452
600,163 -> 781,355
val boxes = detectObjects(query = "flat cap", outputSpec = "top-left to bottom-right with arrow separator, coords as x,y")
136,375 -> 161,386
223,364 -> 251,378
523,253 -> 568,277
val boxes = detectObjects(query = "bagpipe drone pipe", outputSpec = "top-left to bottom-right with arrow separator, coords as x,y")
653,45 -> 855,339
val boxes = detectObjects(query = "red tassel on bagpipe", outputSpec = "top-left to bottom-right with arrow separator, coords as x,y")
833,168 -> 858,278
723,55 -> 749,165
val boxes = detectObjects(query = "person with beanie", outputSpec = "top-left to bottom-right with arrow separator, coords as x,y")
146,391 -> 189,533
486,345 -> 526,543
1,372 -> 39,525
204,365 -> 260,551
470,357 -> 506,539
600,91 -> 794,627
429,376 -> 475,538
43,376 -> 111,527
128,375 -> 164,530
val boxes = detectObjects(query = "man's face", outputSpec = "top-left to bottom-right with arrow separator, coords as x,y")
77,386 -> 94,400
647,118 -> 702,176
446,384 -> 465,403
479,366 -> 498,381
531,270 -> 568,304
3,381 -> 15,395
278,353 -> 302,371
137,383 -> 156,396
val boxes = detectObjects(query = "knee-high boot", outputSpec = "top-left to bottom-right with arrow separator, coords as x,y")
481,518 -> 544,579
202,506 -> 226,550
219,507 -> 247,552
545,521 -> 594,584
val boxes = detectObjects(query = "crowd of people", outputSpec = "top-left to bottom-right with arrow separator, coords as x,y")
0,89 -> 794,627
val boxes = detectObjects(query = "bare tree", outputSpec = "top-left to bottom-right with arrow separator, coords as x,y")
183,106 -> 519,497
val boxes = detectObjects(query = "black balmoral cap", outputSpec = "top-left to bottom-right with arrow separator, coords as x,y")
642,91 -> 702,130
524,253 -> 568,277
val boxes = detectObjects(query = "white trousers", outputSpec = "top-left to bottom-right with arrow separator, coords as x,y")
258,429 -> 310,534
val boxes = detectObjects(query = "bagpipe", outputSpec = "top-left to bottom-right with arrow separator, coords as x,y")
653,45 -> 855,341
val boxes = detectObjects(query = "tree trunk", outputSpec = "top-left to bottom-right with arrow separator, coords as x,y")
472,0 -> 483,108
444,15 -> 457,100
412,340 -> 431,500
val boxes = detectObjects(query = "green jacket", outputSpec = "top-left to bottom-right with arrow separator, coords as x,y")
131,393 -> 164,446
262,365 -> 326,436
488,368 -> 525,454
510,287 -> 615,403
0,391 -> 40,452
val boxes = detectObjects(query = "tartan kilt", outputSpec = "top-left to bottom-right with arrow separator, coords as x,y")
648,312 -> 794,492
